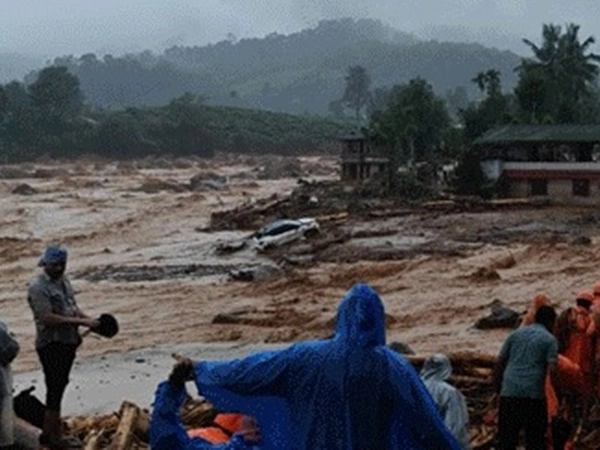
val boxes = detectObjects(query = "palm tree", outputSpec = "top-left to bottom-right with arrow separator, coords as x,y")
516,23 -> 600,123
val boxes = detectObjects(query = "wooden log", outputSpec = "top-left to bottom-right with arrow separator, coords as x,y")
109,401 -> 141,450
367,208 -> 412,219
83,429 -> 103,450
316,212 -> 349,224
450,375 -> 493,386
135,410 -> 150,442
402,353 -> 497,370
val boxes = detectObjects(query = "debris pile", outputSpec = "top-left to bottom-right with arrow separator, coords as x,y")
60,397 -> 215,450
12,183 -> 39,195
189,172 -> 228,191
208,180 -> 356,231
136,178 -> 189,194
14,352 -> 497,449
32,352 -> 600,448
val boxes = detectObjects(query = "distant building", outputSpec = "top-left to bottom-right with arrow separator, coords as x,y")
339,130 -> 390,182
474,124 -> 600,201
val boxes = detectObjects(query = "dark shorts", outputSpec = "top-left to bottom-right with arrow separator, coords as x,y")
36,342 -> 77,411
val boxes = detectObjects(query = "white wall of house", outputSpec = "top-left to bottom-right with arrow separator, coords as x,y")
503,162 -> 600,172
547,180 -> 576,198
508,178 -> 600,201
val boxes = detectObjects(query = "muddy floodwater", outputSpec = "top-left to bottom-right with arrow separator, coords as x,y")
4,154 -> 600,414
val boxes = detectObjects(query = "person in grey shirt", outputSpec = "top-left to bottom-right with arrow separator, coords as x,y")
27,246 -> 99,449
494,305 -> 559,450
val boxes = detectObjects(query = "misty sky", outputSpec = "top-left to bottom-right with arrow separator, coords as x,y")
1,0 -> 599,58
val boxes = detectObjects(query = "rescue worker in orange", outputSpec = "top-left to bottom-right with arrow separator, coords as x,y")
555,291 -> 596,396
521,294 -> 551,327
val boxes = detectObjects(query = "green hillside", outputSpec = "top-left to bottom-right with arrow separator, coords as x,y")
24,19 -> 521,115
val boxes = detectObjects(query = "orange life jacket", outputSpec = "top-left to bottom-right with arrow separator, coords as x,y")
188,413 -> 245,444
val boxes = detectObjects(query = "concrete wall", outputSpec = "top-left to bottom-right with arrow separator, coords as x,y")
547,180 -> 573,199
508,180 -> 529,198
508,178 -> 600,201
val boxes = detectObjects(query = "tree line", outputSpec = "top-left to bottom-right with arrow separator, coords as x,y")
0,68 -> 348,163
15,18 -> 520,115
335,23 -> 600,194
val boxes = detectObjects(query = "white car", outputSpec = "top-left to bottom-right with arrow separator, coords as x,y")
252,218 -> 320,251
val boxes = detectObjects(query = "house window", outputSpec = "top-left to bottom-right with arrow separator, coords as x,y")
573,179 -> 590,197
529,179 -> 548,196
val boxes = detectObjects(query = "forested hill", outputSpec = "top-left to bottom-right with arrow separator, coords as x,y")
26,18 -> 521,114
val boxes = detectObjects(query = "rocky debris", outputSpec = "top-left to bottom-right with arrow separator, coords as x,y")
256,157 -> 305,180
215,240 -> 247,255
570,235 -> 592,246
189,171 -> 228,191
136,178 -> 189,193
212,306 -> 259,324
74,264 -> 241,282
12,183 -> 38,195
489,253 -> 517,270
470,267 -> 501,282
474,300 -> 521,330
228,265 -> 281,282
208,180 -> 354,231
172,158 -> 196,169
211,306 -> 317,328
0,166 -> 31,179
136,157 -> 174,170
32,167 -> 70,178
229,170 -> 257,181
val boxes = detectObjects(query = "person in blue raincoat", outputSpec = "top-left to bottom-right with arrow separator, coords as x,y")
150,369 -> 261,449
420,353 -> 471,450
164,283 -> 461,450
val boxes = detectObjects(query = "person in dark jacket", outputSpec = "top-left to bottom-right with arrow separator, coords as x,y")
0,320 -> 19,449
165,283 -> 461,450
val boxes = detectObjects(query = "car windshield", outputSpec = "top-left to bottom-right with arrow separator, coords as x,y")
259,220 -> 301,237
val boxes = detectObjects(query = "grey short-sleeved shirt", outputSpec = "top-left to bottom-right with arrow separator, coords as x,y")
27,274 -> 82,350
499,323 -> 558,399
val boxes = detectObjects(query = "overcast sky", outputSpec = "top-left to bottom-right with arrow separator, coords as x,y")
1,0 -> 599,58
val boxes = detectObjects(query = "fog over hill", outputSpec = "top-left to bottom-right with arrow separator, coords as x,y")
1,0 -> 597,58
1,1 -> 598,115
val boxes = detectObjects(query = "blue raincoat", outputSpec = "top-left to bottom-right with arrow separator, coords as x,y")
193,283 -> 462,450
150,381 -> 259,450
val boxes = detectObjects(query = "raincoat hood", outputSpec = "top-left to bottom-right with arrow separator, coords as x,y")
191,283 -> 461,450
335,283 -> 386,348
421,353 -> 453,382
